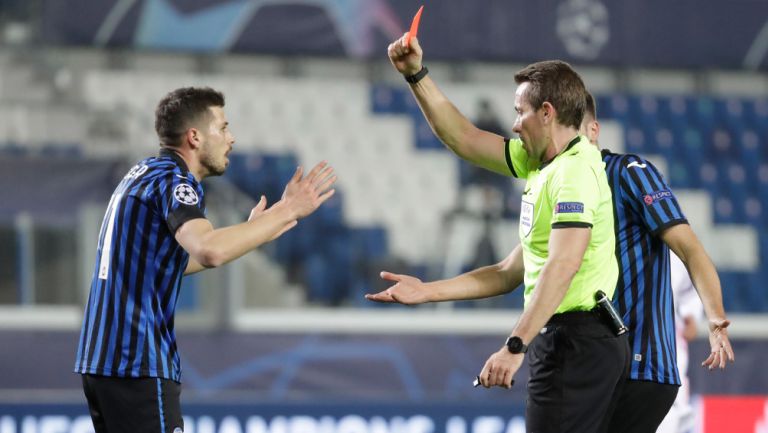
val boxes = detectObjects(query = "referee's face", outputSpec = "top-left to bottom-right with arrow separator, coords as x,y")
512,82 -> 546,160
199,106 -> 235,177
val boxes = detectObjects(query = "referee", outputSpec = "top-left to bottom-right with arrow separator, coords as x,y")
371,35 -> 628,433
74,87 -> 336,433
581,94 -> 734,433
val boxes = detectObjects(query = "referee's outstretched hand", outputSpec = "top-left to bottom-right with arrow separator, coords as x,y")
364,271 -> 430,305
281,161 -> 336,219
702,319 -> 735,370
388,33 -> 423,77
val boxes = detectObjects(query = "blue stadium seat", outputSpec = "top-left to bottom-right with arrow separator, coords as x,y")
719,272 -> 749,312
177,274 -> 200,311
713,196 -> 737,224
352,226 -> 389,260
371,84 -> 407,114
605,94 -> 630,124
594,94 -> 614,119
657,95 -> 690,129
743,98 -> 768,134
667,161 -> 692,189
744,196 -> 764,227
746,273 -> 767,312
625,127 -> 646,154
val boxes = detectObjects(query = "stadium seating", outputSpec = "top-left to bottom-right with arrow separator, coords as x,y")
5,69 -> 761,309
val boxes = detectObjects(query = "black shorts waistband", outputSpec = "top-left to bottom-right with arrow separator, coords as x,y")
547,309 -> 600,325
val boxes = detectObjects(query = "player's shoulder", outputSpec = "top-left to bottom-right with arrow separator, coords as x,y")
125,156 -> 198,196
605,152 -> 661,175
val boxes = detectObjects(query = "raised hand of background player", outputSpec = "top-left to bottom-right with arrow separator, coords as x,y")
365,271 -> 431,305
248,195 -> 297,241
388,33 -> 423,77
281,161 -> 336,219
702,319 -> 735,370
477,347 -> 524,389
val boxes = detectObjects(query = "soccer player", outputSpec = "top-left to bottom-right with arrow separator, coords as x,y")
581,93 -> 734,433
74,87 -> 336,433
369,35 -> 628,433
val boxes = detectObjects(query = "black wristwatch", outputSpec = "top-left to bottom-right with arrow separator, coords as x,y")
505,336 -> 528,354
404,66 -> 429,84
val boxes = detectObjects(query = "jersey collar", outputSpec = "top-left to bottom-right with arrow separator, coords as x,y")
159,147 -> 191,175
539,135 -> 582,170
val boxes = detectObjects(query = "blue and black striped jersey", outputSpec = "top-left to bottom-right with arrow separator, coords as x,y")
74,148 -> 205,382
602,150 -> 688,385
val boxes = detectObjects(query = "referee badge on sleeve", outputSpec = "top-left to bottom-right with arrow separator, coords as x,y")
173,184 -> 199,206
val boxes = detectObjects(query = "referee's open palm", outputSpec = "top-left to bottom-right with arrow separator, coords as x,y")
281,161 -> 336,219
364,271 -> 430,305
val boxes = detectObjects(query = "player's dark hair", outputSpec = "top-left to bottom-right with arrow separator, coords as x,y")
514,60 -> 587,129
585,92 -> 597,121
155,87 -> 225,147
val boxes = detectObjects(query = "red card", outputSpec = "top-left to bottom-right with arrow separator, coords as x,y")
405,5 -> 424,48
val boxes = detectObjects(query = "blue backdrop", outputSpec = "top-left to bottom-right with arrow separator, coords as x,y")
38,0 -> 768,70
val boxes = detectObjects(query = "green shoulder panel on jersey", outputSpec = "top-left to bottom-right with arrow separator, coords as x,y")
504,138 -> 535,179
518,136 -> 618,313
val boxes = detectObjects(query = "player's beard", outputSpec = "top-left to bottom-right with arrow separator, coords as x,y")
200,144 -> 227,177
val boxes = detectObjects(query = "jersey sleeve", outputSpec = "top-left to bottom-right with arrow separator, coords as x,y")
504,138 -> 531,179
547,158 -> 601,228
156,174 -> 206,234
619,156 -> 687,235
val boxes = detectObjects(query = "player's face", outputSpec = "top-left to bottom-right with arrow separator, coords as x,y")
199,106 -> 234,177
512,82 -> 547,160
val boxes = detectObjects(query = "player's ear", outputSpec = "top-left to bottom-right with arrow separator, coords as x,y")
590,120 -> 601,142
185,127 -> 202,149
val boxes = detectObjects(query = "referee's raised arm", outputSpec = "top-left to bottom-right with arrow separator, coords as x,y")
387,34 -> 511,176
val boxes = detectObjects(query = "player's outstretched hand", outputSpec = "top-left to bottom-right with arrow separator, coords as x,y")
365,271 -> 431,305
702,318 -> 735,370
388,33 -> 423,77
248,195 -> 297,240
281,161 -> 336,219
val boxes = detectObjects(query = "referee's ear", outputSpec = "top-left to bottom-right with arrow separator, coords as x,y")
540,101 -> 556,125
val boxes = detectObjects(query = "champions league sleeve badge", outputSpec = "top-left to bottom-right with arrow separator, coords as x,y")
173,184 -> 199,206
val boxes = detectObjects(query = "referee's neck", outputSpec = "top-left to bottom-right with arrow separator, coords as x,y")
542,125 -> 580,162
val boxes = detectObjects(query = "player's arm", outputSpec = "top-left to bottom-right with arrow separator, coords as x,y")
175,162 -> 335,269
388,35 -> 512,176
619,156 -> 733,368
661,224 -> 734,368
184,257 -> 205,275
176,205 -> 297,269
366,244 -> 524,304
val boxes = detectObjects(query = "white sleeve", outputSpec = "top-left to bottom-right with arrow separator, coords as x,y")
670,251 -> 704,322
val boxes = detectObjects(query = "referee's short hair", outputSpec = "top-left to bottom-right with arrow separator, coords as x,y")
514,60 -> 587,130
155,87 -> 225,147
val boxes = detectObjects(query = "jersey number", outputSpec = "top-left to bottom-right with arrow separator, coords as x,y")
98,193 -> 122,280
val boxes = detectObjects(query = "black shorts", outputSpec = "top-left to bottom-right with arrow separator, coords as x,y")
605,379 -> 679,433
525,311 -> 630,433
81,374 -> 184,433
